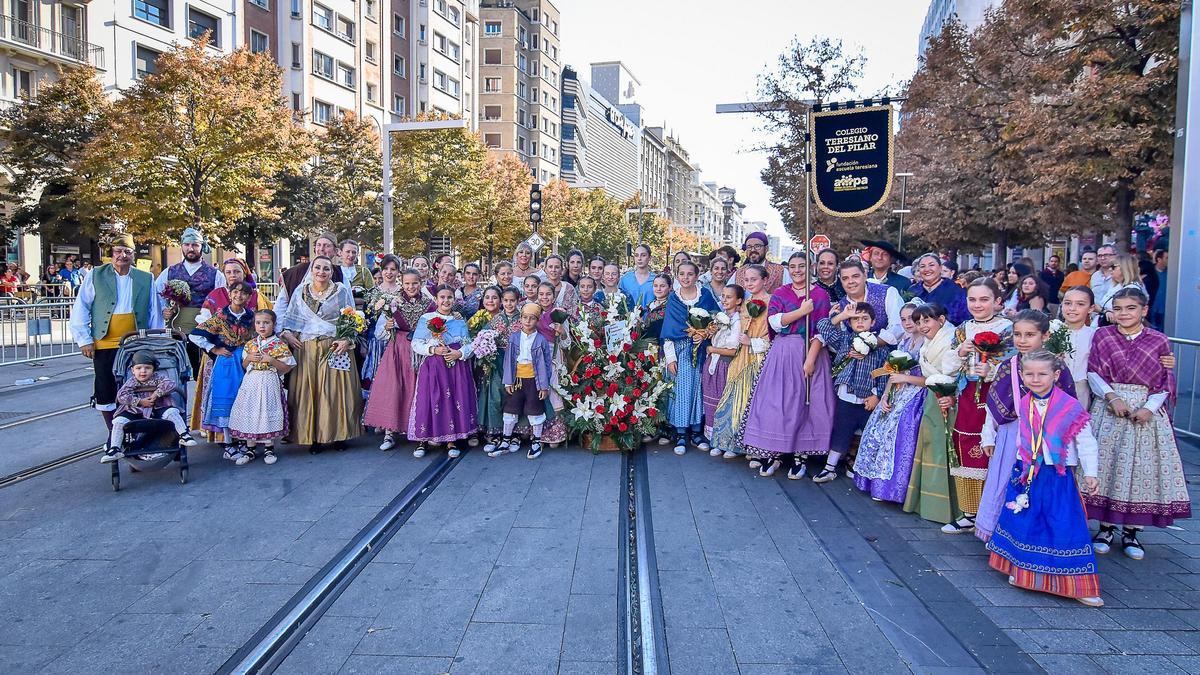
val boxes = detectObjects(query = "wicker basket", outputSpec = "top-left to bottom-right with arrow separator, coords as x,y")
582,432 -> 622,453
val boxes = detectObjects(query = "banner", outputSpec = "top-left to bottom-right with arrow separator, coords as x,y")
809,104 -> 894,218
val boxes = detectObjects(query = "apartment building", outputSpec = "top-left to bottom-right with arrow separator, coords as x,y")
639,126 -> 666,209
686,173 -> 722,244
719,186 -> 745,246
644,126 -> 692,224
560,65 -> 638,200
917,0 -> 1000,59
477,0 -> 561,184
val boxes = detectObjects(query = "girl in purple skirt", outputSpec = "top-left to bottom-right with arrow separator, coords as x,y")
408,285 -> 479,458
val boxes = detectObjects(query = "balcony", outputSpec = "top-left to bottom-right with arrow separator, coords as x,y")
0,15 -> 104,69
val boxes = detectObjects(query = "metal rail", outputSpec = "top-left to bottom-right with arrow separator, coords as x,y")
618,449 -> 668,675
0,444 -> 104,489
218,452 -> 462,674
1170,336 -> 1199,439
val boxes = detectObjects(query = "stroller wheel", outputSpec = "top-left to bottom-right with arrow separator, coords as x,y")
180,467 -> 188,485
111,474 -> 120,491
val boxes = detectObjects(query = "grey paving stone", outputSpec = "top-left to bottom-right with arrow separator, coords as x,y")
663,625 -> 739,674
180,582 -> 303,650
1029,653 -> 1101,672
1169,609 -> 1200,629
657,567 -> 726,629
36,611 -> 207,674
325,563 -> 416,618
125,559 -> 268,614
450,621 -> 561,675
403,543 -> 498,592
1103,608 -> 1195,630
556,661 -> 619,675
1033,606 -> 1123,630
512,496 -> 586,530
299,505 -> 385,541
495,526 -> 579,569
1168,655 -> 1200,672
1102,587 -> 1194,610
0,643 -> 67,671
560,593 -> 618,663
736,665 -> 851,675
198,520 -> 313,561
355,587 -> 480,657
570,546 -> 617,596
338,654 -> 453,674
278,615 -> 373,674
472,563 -> 571,625
1002,628 -> 1117,655
976,584 -> 1084,608
1099,629 -> 1197,655
1091,654 -> 1189,674
978,605 -> 1052,629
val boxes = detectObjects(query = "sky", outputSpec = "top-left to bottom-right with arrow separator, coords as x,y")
557,0 -> 930,245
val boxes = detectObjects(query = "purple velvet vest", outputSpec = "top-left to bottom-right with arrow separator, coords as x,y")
168,262 -> 217,308
837,282 -> 890,333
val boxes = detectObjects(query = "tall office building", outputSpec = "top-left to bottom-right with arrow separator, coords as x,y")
560,65 -> 638,199
917,0 -> 1001,59
477,0 -> 561,184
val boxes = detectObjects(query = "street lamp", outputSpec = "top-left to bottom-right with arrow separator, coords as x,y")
893,172 -> 913,251
380,118 -> 470,254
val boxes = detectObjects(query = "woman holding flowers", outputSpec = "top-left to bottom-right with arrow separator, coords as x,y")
944,277 -> 1013,534
903,302 -> 963,524
702,286 -> 744,446
360,255 -> 404,403
742,252 -> 833,479
854,301 -> 927,502
710,267 -> 772,459
408,285 -> 478,458
278,256 -> 364,453
363,269 -> 433,451
661,261 -> 721,455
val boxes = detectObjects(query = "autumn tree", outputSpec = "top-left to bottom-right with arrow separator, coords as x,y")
0,66 -> 111,242
308,112 -> 383,244
78,38 -> 309,243
466,152 -> 533,265
539,178 -> 585,247
559,188 -> 634,261
390,111 -> 488,256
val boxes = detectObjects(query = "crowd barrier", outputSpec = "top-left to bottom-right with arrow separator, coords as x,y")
1170,337 -> 1199,440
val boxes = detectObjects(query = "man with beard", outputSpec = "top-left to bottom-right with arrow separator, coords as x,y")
861,239 -> 911,293
157,227 -> 226,373
733,231 -> 787,293
337,239 -> 375,309
72,233 -> 167,440
278,232 -> 345,303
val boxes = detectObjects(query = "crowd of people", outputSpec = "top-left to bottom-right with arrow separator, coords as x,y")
69,227 -> 1188,610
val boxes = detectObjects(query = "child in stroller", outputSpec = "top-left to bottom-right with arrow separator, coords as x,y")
103,349 -> 197,463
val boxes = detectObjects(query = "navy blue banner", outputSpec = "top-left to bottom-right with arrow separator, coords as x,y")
809,105 -> 894,218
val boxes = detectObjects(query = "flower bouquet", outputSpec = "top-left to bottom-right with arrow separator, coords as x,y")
872,349 -> 919,406
160,279 -> 192,330
427,315 -> 449,367
832,331 -> 879,377
745,299 -> 767,320
1044,319 -> 1074,360
556,318 -> 671,453
970,330 -> 1006,403
925,373 -> 959,463
471,328 -> 499,377
467,308 -> 493,336
325,306 -> 367,370
685,307 -> 714,366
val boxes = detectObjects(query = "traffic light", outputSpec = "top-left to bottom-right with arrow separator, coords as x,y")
529,183 -> 542,228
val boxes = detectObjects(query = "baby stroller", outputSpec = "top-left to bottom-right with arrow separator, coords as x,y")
109,329 -> 193,491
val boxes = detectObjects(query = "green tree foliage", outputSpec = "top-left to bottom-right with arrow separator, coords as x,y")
466,152 -> 533,264
559,188 -> 635,261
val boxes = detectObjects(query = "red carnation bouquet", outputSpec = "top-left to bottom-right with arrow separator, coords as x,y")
427,316 -> 449,367
745,299 -> 767,319
970,331 -> 1006,404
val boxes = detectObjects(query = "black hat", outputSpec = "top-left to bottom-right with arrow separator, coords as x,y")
132,350 -> 158,368
860,240 -> 910,265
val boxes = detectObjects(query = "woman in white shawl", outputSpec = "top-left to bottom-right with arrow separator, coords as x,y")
278,256 -> 364,453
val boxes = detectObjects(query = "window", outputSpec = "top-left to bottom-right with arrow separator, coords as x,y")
134,0 -> 170,28
563,93 -> 575,109
313,99 -> 333,125
484,21 -> 501,36
10,66 -> 31,99
434,31 -> 446,54
393,54 -> 406,76
541,116 -> 548,132
336,15 -> 354,41
337,62 -> 355,88
135,45 -> 161,78
484,133 -> 501,148
365,40 -> 377,63
517,136 -> 526,153
188,8 -> 220,45
484,105 -> 501,121
517,109 -> 526,127
434,0 -> 446,14
531,86 -> 538,102
367,83 -> 377,102
542,91 -> 548,105
419,63 -> 427,81
530,7 -> 540,23
562,155 -> 574,171
291,0 -> 301,17
518,54 -> 527,72
313,3 -> 332,31
517,81 -> 527,99
518,26 -> 527,44
483,77 -> 500,93
292,93 -> 301,111
366,0 -> 376,19
433,69 -> 448,91
313,50 -> 334,79
249,0 -> 268,8
392,13 -> 406,36
251,30 -> 269,54
418,24 -> 426,42
561,124 -> 574,140
392,94 -> 405,115
531,140 -> 537,155
550,122 -> 557,137
532,34 -> 539,50
529,60 -> 537,76
550,20 -> 558,36
291,42 -> 302,68
447,6 -> 460,26
484,49 -> 501,65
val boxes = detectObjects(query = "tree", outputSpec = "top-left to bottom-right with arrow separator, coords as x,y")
77,38 -> 309,243
311,112 -> 383,245
559,188 -> 634,261
539,178 -> 583,247
0,66 -> 111,242
467,152 -> 533,265
390,111 -> 489,256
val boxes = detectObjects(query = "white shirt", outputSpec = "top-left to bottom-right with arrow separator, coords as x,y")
516,330 -> 536,364
1065,325 -> 1097,383
153,260 -> 227,300
980,398 -> 1099,477
70,268 -> 166,347
1090,269 -> 1112,301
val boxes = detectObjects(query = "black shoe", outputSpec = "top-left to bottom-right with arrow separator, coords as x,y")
1121,527 -> 1145,560
308,443 -> 324,455
334,441 -> 347,452
1093,524 -> 1117,555
527,440 -> 543,460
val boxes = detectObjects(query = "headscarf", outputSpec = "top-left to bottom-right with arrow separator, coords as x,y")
181,227 -> 211,254
222,257 -> 255,287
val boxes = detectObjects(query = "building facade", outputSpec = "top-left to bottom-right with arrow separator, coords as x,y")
718,186 -> 745,246
685,173 -> 721,244
560,65 -> 638,200
644,126 -> 692,225
917,0 -> 1001,59
477,0 -> 560,184
639,126 -> 666,209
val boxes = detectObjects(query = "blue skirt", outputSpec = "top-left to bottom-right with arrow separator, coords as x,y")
986,464 -> 1097,578
666,338 -> 703,429
204,349 -> 245,430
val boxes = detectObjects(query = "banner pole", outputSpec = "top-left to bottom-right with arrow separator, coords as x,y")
803,115 -> 813,407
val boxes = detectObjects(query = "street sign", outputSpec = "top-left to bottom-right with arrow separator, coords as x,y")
809,234 -> 831,252
523,232 -> 546,252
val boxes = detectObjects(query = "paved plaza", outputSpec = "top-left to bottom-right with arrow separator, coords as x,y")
0,358 -> 1199,673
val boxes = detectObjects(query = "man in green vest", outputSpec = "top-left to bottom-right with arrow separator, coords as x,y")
70,233 -> 164,436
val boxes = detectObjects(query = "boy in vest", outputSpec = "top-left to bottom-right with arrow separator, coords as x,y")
70,233 -> 164,438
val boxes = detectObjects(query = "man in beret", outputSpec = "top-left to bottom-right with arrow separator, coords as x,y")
733,231 -> 788,293
70,233 -> 164,439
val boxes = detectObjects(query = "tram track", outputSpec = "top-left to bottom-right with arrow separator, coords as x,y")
618,447 -> 668,675
217,451 -> 463,675
0,444 -> 105,489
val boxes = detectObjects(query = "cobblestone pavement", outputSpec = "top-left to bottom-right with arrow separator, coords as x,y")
1,406 -> 1198,673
